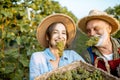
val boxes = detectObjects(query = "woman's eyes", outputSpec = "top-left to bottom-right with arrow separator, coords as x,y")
62,32 -> 66,34
52,31 -> 66,34
53,31 -> 58,34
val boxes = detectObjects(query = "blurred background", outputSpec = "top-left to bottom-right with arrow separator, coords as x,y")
0,0 -> 120,80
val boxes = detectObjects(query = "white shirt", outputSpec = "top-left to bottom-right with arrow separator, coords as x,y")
103,53 -> 113,61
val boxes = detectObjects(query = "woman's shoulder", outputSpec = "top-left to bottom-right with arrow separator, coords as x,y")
30,51 -> 46,63
32,51 -> 44,56
31,51 -> 45,60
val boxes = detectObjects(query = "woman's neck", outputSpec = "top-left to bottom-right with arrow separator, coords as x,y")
49,47 -> 60,58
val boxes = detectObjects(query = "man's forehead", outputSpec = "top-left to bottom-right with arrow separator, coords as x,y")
86,19 -> 110,27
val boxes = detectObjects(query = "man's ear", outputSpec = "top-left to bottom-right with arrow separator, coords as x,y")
107,25 -> 112,34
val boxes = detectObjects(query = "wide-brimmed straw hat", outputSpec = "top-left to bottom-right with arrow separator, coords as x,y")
78,10 -> 120,35
37,14 -> 76,48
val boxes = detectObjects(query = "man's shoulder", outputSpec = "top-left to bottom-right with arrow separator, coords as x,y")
81,47 -> 92,55
116,38 -> 120,44
112,38 -> 120,46
81,48 -> 92,63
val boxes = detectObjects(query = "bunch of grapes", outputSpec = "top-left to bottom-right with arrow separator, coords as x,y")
86,36 -> 99,46
47,67 -> 103,80
56,41 -> 64,57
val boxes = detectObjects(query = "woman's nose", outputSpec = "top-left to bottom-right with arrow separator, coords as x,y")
58,33 -> 63,39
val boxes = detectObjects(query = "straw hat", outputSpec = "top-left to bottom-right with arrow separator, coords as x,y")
78,10 -> 120,35
37,14 -> 76,48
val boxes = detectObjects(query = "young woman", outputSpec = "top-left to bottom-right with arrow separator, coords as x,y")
29,14 -> 85,80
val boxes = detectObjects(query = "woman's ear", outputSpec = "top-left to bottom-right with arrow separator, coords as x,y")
46,35 -> 49,41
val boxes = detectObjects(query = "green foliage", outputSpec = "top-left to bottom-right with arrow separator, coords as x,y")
0,0 -> 77,79
70,30 -> 88,53
105,4 -> 120,38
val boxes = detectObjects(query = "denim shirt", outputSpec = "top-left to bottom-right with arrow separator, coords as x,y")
29,48 -> 85,80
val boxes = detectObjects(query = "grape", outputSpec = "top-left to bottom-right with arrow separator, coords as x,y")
86,36 -> 99,46
47,67 -> 104,80
56,41 -> 64,57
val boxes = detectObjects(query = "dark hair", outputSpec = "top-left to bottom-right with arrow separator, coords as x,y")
46,22 -> 69,48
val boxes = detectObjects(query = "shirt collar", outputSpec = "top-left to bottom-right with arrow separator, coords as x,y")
62,50 -> 68,60
44,48 -> 68,61
44,48 -> 56,61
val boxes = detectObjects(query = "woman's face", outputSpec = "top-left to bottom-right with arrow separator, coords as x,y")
48,23 -> 67,48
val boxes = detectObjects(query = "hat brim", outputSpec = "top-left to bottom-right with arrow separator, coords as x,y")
37,14 -> 76,48
78,15 -> 120,35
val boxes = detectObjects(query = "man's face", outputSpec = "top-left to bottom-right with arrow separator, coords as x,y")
86,19 -> 111,46
86,19 -> 111,37
49,23 -> 67,48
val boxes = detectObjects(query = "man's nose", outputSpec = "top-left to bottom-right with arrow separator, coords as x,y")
89,30 -> 96,36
